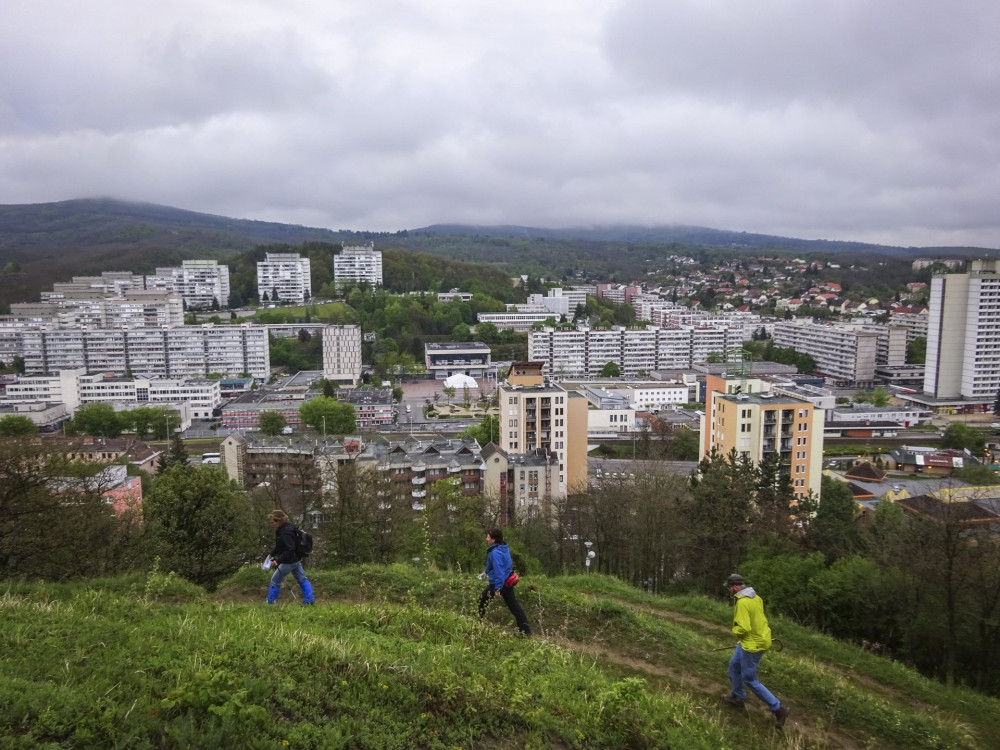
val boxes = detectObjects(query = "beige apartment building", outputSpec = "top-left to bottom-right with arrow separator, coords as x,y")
497,362 -> 589,499
700,373 -> 824,499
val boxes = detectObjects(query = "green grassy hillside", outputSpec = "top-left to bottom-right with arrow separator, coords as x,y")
3,565 -> 997,749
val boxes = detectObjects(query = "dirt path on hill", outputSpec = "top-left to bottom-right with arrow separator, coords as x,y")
603,595 -> 943,714
549,633 -> 867,750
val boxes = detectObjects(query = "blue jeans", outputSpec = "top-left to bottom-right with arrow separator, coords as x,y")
270,561 -> 308,589
729,643 -> 780,711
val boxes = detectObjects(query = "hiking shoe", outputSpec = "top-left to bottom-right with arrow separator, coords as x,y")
773,705 -> 790,729
722,694 -> 745,709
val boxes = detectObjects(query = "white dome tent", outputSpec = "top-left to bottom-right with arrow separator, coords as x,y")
442,373 -> 478,391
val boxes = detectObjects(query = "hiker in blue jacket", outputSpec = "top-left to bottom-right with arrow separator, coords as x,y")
477,528 -> 531,636
266,509 -> 315,605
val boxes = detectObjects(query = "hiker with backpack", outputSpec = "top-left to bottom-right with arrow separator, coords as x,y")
266,509 -> 315,605
477,528 -> 531,636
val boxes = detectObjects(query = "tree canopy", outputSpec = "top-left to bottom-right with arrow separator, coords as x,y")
299,397 -> 356,435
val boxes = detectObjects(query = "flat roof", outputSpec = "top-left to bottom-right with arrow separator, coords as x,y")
718,392 -> 805,406
425,342 -> 489,351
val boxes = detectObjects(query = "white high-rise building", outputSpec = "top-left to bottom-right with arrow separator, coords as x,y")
322,325 -> 363,385
772,319 -> 907,388
334,243 -> 383,287
924,260 -> 1000,402
146,260 -> 230,309
257,253 -> 312,304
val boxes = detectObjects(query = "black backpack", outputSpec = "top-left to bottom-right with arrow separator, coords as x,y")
294,526 -> 313,558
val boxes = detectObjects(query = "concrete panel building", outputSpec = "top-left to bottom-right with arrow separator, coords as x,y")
146,260 -> 230,309
19,324 -> 269,379
334,243 -> 382,287
924,260 -> 1000,404
772,319 -> 907,387
322,325 -> 363,385
257,252 -> 311,304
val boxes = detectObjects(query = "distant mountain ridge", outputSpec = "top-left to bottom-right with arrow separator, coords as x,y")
0,198 -> 990,257
0,198 -> 341,255
0,198 -> 993,307
412,222 -> 986,256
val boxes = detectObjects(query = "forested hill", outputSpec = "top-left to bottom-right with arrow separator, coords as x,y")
1,197 -> 996,306
0,198 -> 340,255
0,199 -> 343,305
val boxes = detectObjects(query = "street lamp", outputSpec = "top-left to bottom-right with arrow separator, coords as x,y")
584,540 -> 595,574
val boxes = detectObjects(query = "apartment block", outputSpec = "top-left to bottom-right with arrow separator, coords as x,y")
221,434 -> 485,518
498,362 -> 588,497
41,272 -> 144,300
9,291 -> 184,330
528,324 -> 752,378
2,371 -> 221,419
923,260 -> 1000,404
772,319 -> 907,387
19,324 -> 269,379
700,374 -> 824,499
322,325 -> 363,385
257,252 -> 312,304
146,260 -> 230,309
481,444 -> 562,524
333,243 -> 382,287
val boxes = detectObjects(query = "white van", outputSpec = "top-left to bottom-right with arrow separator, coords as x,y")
201,452 -> 221,465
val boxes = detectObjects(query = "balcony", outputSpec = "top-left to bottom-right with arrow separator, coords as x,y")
412,489 -> 426,499
411,476 -> 426,485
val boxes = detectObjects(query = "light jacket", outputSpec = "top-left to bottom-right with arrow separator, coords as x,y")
731,586 -> 772,653
484,542 -> 513,589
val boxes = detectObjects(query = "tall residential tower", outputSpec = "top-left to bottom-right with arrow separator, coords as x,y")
923,260 -> 1000,405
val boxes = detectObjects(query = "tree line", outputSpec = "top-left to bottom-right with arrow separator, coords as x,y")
5,434 -> 1000,698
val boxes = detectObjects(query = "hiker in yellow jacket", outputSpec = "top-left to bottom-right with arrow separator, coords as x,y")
723,573 -> 790,729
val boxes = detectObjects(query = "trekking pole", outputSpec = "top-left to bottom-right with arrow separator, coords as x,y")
710,639 -> 784,652
284,579 -> 299,601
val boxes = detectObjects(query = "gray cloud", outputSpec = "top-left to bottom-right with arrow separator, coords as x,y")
0,0 -> 998,248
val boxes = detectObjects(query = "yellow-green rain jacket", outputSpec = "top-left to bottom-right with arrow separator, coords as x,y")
731,587 -> 772,653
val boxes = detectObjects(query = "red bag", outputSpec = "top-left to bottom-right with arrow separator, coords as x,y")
504,572 -> 520,588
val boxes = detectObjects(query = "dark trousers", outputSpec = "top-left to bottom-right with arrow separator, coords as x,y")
479,584 -> 531,635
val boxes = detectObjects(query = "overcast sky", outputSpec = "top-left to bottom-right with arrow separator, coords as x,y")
2,1 -> 998,248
